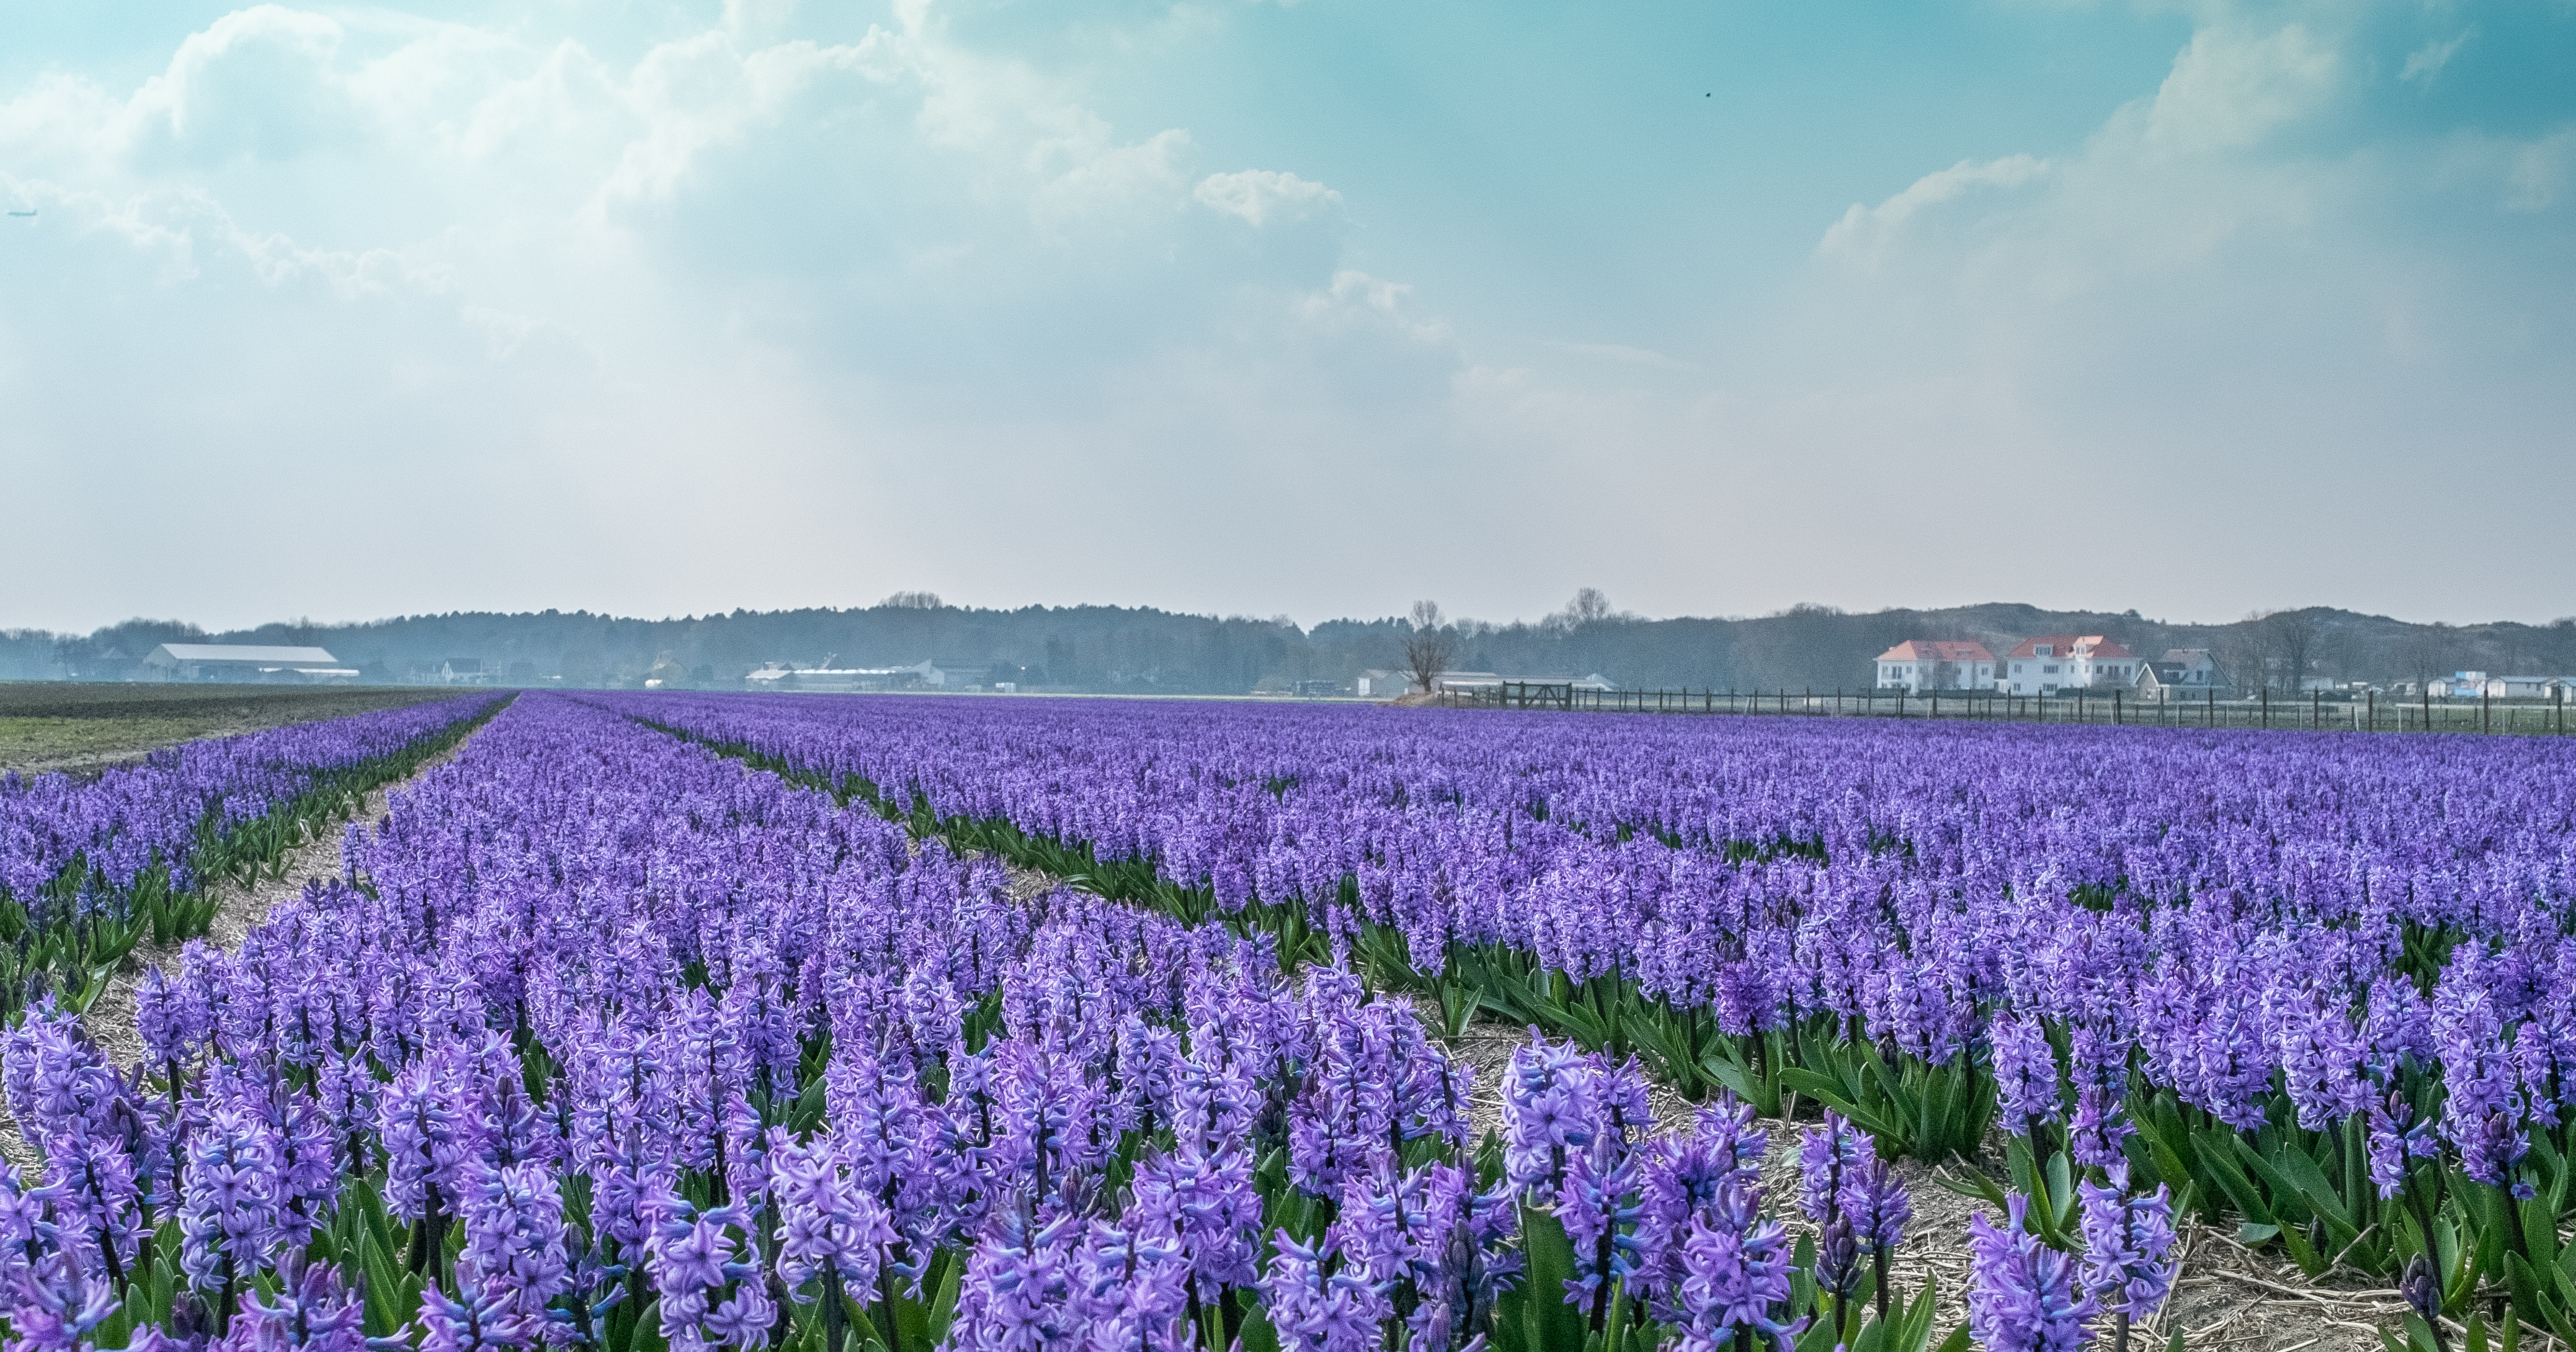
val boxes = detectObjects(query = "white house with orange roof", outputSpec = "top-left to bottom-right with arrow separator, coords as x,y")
1873,640 -> 1997,693
1999,634 -> 2141,695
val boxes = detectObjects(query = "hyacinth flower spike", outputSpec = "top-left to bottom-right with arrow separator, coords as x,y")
2076,1165 -> 2175,1352
1966,1195 -> 2093,1352
1838,1150 -> 1909,1326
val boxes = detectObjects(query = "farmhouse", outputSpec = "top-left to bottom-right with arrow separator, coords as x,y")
1871,640 -> 1996,693
2160,648 -> 2219,689
138,643 -> 357,684
2134,648 -> 2224,701
1999,635 -> 2139,696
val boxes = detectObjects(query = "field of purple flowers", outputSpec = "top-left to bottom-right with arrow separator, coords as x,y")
0,697 -> 502,1018
600,691 -> 2576,1350
1,688 -> 2565,1352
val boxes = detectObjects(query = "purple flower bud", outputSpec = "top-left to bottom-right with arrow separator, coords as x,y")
2076,1166 -> 2174,1321
1673,1211 -> 1803,1352
227,1255 -> 367,1352
1838,1151 -> 1910,1256
1798,1112 -> 1865,1230
1500,1032 -> 1597,1200
181,1099 -> 281,1294
1966,1196 -> 2094,1352
1990,1016 -> 2061,1138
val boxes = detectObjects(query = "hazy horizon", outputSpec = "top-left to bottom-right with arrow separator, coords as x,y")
13,592 -> 2569,645
6,2 -> 2571,633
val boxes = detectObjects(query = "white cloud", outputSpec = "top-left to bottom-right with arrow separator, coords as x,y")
1294,269 -> 1449,344
127,6 -> 355,163
1817,154 -> 2050,264
2400,27 -> 2475,86
2507,127 -> 2576,211
2142,24 -> 2338,153
1193,169 -> 1340,226
1546,341 -> 1693,372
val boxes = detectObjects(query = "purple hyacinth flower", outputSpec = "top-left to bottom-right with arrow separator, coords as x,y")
1966,1196 -> 2095,1352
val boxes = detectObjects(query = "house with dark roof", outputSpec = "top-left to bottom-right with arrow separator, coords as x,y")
1872,640 -> 1996,693
2133,648 -> 2223,701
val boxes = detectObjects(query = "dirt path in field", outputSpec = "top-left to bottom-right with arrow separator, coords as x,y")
86,722 -> 488,1065
0,720 -> 492,1173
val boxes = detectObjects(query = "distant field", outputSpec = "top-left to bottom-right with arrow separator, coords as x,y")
0,682 -> 465,777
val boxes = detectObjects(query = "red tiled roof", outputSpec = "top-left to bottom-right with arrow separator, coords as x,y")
1875,640 -> 1995,663
2003,633 -> 2137,661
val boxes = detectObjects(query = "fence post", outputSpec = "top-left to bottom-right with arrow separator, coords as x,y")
2484,689 -> 2491,735
2312,690 -> 2319,730
2115,689 -> 2122,726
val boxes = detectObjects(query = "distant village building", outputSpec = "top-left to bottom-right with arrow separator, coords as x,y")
1427,671 -> 1615,695
1353,669 -> 1614,697
1999,635 -> 2140,696
2162,649 -> 2219,688
2133,648 -> 2222,701
746,660 -> 945,693
1871,641 -> 1996,693
436,658 -> 496,686
138,644 -> 357,684
2485,675 -> 2555,699
2428,671 -> 2489,699
1355,669 -> 1407,697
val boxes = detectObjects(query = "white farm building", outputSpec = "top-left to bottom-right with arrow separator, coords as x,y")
1872,641 -> 1997,693
1999,635 -> 2140,696
138,644 -> 357,684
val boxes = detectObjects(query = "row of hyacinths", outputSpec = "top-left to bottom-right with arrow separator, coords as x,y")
0,693 -> 2175,1352
0,697 -> 502,916
598,690 -> 2576,1349
0,697 -> 504,1018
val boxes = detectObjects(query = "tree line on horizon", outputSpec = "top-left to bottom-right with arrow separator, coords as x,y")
6,591 -> 2573,697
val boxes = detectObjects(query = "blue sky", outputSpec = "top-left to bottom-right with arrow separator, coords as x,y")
3,0 -> 2570,632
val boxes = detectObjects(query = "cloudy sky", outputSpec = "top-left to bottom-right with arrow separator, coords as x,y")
3,0 -> 2570,632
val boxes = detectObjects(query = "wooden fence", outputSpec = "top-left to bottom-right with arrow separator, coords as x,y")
1437,681 -> 2575,736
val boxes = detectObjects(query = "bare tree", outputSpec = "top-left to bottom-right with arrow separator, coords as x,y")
878,591 -> 945,610
2263,609 -> 2320,693
2397,624 -> 2454,691
2216,613 -> 2273,696
1402,600 -> 1459,694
